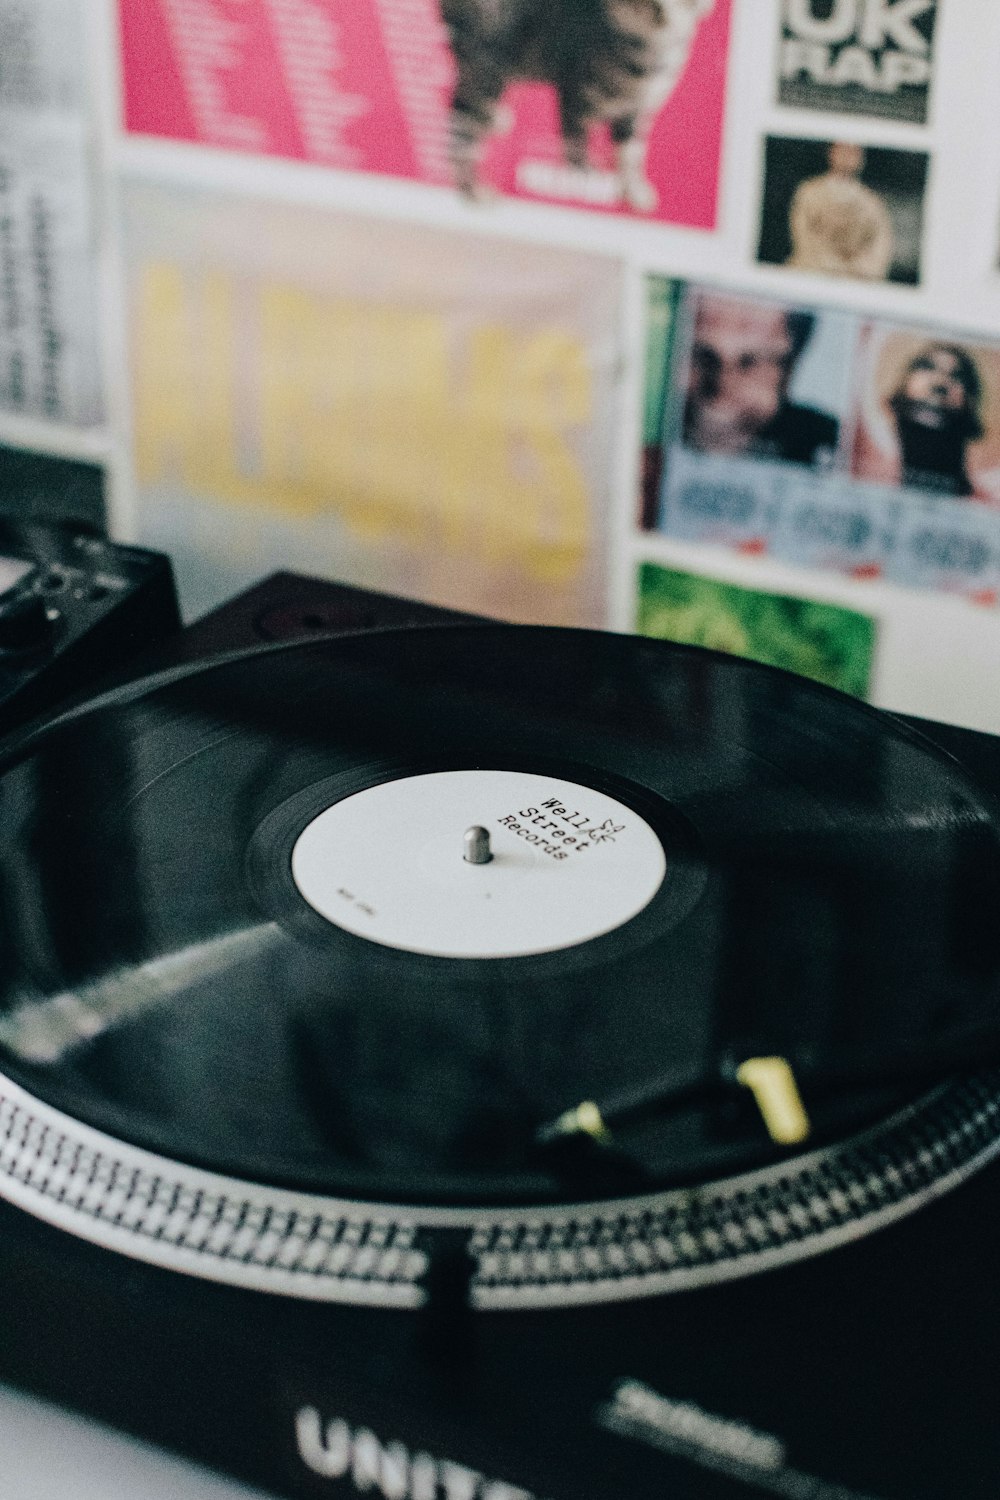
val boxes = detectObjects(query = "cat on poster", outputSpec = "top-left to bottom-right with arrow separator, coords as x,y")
758,136 -> 929,285
777,0 -> 937,124
118,0 -> 733,229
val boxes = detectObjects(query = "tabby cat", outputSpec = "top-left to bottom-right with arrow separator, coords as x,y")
439,0 -> 715,211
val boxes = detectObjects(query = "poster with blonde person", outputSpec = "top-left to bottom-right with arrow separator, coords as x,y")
758,137 -> 928,285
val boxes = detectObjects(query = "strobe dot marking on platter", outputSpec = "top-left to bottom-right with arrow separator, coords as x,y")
290,770 -> 667,958
1,1066 -> 1000,1309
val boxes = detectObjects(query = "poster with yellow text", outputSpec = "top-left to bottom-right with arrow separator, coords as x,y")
123,184 -> 622,622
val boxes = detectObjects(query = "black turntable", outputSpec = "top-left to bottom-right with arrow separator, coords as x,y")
0,575 -> 998,1500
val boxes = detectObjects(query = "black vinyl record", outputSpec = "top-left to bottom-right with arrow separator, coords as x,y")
0,624 -> 998,1209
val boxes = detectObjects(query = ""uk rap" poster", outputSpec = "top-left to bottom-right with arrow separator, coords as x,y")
778,0 -> 937,124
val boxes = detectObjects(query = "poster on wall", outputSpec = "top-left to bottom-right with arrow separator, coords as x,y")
758,136 -> 929,285
0,0 -> 103,427
118,0 -> 733,229
123,182 -> 621,623
851,328 -> 1000,504
635,562 -> 876,696
639,276 -> 681,529
646,280 -> 1000,605
777,0 -> 937,124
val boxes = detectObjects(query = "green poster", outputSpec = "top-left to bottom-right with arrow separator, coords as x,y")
639,277 -> 681,529
636,563 -> 877,698
643,276 -> 680,449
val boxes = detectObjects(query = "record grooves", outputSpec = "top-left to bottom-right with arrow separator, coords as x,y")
1,1061 -> 1000,1308
3,612 -> 1000,1499
1,626 -> 999,1226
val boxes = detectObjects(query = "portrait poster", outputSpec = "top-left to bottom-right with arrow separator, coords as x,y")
851,325 -> 1000,506
122,183 -> 621,624
655,284 -> 859,547
668,285 -> 856,471
649,281 -> 1000,602
635,562 -> 876,697
118,0 -> 733,229
777,0 -> 937,124
758,136 -> 929,286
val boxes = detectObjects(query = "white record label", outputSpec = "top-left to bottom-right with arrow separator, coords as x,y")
290,770 -> 666,958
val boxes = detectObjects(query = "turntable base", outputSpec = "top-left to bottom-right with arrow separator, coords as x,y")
2,575 -> 999,1500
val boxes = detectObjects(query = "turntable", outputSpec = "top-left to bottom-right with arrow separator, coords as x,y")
0,576 -> 998,1500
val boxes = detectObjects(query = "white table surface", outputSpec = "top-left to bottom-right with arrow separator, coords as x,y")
0,1385 -> 278,1500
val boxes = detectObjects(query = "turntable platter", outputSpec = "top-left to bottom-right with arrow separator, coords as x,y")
0,627 -> 998,1307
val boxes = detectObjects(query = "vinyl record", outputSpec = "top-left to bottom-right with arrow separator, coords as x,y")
0,624 -> 998,1216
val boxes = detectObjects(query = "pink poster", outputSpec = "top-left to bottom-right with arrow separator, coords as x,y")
118,0 -> 732,229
